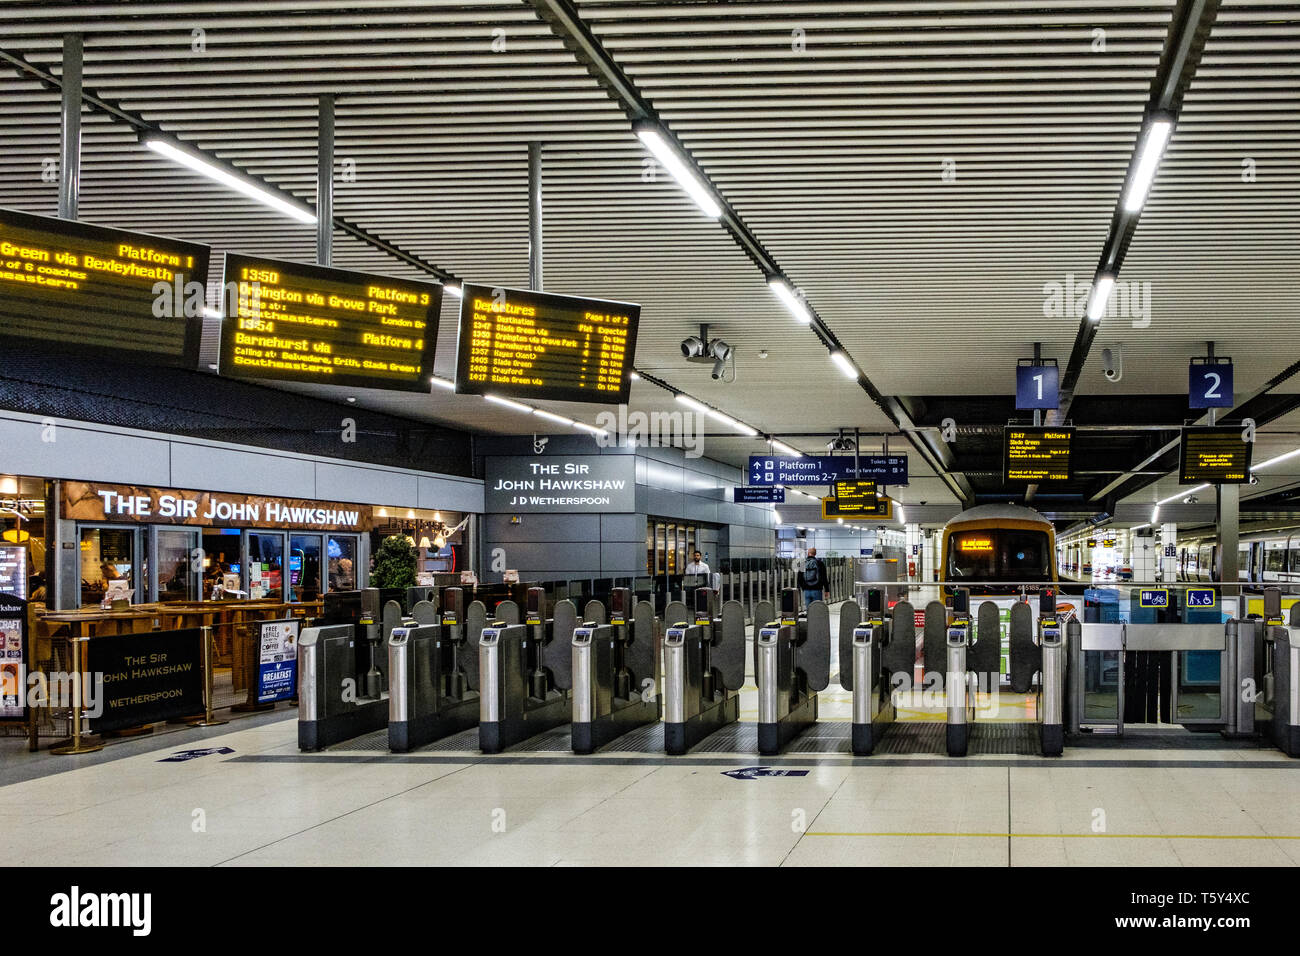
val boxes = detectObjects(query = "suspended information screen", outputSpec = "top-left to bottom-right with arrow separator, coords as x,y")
1004,426 -> 1074,482
1179,426 -> 1252,484
0,206 -> 210,366
219,253 -> 442,392
832,480 -> 878,514
454,283 -> 639,405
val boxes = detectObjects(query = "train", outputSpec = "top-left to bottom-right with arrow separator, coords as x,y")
1174,528 -> 1300,584
939,503 -> 1059,591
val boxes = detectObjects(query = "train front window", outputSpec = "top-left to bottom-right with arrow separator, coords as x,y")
948,530 -> 1051,580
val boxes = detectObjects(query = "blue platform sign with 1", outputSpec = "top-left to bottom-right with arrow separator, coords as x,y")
1189,361 -> 1234,409
748,455 -> 908,486
1016,364 -> 1059,410
1186,588 -> 1217,609
1139,588 -> 1169,609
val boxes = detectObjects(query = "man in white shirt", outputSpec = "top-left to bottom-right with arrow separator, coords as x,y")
684,551 -> 710,576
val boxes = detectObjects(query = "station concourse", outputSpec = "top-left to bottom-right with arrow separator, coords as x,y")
0,0 -> 1296,908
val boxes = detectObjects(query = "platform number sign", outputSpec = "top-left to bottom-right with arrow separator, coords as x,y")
1016,363 -> 1059,410
1186,588 -> 1217,609
1189,361 -> 1234,409
1139,588 -> 1169,609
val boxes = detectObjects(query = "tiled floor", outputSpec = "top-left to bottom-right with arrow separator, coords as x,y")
3,611 -> 1296,867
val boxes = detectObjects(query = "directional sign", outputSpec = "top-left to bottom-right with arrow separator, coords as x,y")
721,767 -> 810,780
1189,360 -> 1234,409
733,486 -> 785,503
1016,363 -> 1059,410
1186,588 -> 1217,609
749,455 -> 908,486
1139,588 -> 1169,609
157,747 -> 235,763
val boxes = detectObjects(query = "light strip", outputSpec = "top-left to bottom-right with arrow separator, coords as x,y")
768,278 -> 813,324
484,394 -> 533,414
896,504 -> 906,524
143,137 -> 317,225
533,408 -> 575,427
573,421 -> 609,437
675,394 -> 708,414
707,408 -> 758,436
772,440 -> 803,458
634,125 -> 722,219
1087,273 -> 1116,322
1157,484 -> 1208,507
429,377 -> 456,391
443,281 -> 463,298
1151,505 -> 1160,524
830,351 -> 858,380
1251,447 -> 1300,472
1123,117 -> 1174,214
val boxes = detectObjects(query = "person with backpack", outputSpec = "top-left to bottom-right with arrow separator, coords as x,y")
800,548 -> 829,608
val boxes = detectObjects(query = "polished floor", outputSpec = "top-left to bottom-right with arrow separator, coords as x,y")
3,613 -> 1297,867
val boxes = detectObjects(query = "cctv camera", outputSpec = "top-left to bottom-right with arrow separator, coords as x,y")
711,357 -> 726,380
681,335 -> 705,359
1102,345 -> 1123,383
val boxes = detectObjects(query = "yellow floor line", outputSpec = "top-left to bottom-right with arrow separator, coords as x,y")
806,831 -> 1300,840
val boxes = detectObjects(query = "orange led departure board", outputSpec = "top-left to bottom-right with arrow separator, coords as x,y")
454,283 -> 639,405
1004,427 -> 1074,482
0,206 -> 210,366
219,253 -> 441,392
1179,426 -> 1252,484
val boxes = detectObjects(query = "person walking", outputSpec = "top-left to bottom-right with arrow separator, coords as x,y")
799,547 -> 829,608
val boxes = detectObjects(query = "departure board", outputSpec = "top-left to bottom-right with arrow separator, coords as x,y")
0,206 -> 210,366
1179,426 -> 1252,484
1004,427 -> 1074,482
219,253 -> 441,392
832,480 -> 878,514
454,283 -> 640,405
823,494 -> 892,520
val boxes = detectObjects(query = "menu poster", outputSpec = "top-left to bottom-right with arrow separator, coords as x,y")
257,618 -> 299,704
0,610 -> 24,720
0,546 -> 26,598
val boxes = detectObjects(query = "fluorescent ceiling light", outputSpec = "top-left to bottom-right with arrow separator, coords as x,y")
1251,447 -> 1300,472
202,307 -> 222,320
1123,117 -> 1174,214
1157,484 -> 1208,507
533,408 -> 575,427
675,394 -> 708,414
634,125 -> 722,219
484,394 -> 533,414
768,278 -> 812,324
629,371 -> 640,380
143,136 -> 317,225
773,510 -> 782,523
429,377 -> 456,391
830,350 -> 858,379
772,441 -> 803,458
443,281 -> 463,298
896,504 -> 907,524
1087,273 -> 1116,322
706,408 -> 758,436
1150,505 -> 1160,524
573,421 -> 608,437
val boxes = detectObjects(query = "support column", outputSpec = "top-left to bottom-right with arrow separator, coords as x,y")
1131,529 -> 1156,582
58,33 -> 83,220
1160,522 -> 1178,583
528,143 -> 543,291
1217,484 -> 1239,588
317,93 -> 334,266
922,531 -> 937,583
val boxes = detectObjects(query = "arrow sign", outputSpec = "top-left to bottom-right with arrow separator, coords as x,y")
721,766 -> 810,780
158,747 -> 235,762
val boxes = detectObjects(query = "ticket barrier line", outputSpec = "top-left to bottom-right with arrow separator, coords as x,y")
663,588 -> 746,755
755,590 -> 831,755
388,588 -> 479,753
571,589 -> 661,754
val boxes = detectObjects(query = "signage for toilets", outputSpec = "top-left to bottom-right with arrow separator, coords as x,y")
748,455 -> 908,486
485,454 -> 636,513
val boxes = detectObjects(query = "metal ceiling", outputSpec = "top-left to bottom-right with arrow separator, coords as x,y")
0,0 -> 1295,514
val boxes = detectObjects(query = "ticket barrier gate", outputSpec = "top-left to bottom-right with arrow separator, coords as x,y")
755,588 -> 831,754
479,587 -> 578,754
838,588 -> 909,756
571,587 -> 661,753
299,589 -> 406,751
388,587 -> 481,753
663,587 -> 746,755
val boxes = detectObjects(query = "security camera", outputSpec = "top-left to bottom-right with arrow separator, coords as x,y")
1102,345 -> 1123,383
681,335 -> 706,359
709,339 -> 732,379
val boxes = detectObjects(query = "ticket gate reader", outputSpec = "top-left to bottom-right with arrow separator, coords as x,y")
479,588 -> 575,753
663,587 -> 745,755
840,588 -> 901,756
388,588 -> 481,753
1037,591 -> 1066,756
571,587 -> 661,753
299,590 -> 404,751
755,588 -> 830,754
945,589 -> 974,757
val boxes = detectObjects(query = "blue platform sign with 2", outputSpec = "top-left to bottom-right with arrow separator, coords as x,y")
1016,364 -> 1058,410
1189,362 -> 1234,409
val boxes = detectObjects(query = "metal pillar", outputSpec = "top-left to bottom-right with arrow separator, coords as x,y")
58,33 -> 83,220
1160,522 -> 1178,583
528,143 -> 543,291
317,93 -> 334,265
1217,484 -> 1239,588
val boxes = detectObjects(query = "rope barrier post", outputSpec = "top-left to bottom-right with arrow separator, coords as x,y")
50,636 -> 103,755
188,625 -> 228,728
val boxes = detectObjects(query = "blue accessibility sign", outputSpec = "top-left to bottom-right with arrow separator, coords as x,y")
748,455 -> 908,486
158,747 -> 235,763
722,767 -> 810,780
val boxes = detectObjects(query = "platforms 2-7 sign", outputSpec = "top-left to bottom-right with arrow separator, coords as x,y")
748,455 -> 908,486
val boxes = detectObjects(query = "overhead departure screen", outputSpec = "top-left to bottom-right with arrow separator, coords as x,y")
823,495 -> 892,520
1179,426 -> 1252,484
455,283 -> 640,405
219,253 -> 441,392
1004,427 -> 1074,482
832,480 -> 878,514
0,206 -> 210,366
